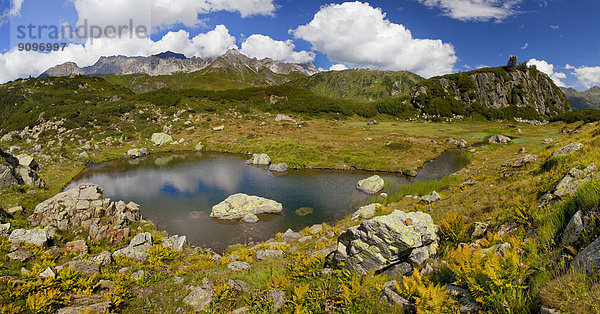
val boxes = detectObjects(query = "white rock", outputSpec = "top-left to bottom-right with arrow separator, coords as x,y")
151,133 -> 173,146
356,175 -> 385,194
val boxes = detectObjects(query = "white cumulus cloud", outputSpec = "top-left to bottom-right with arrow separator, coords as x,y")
72,0 -> 276,33
0,25 -> 237,83
240,34 -> 315,63
527,58 -> 566,87
0,0 -> 24,26
291,1 -> 457,78
418,0 -> 522,22
329,64 -> 348,71
566,64 -> 600,89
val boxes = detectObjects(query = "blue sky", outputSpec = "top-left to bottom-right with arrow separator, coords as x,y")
0,0 -> 599,90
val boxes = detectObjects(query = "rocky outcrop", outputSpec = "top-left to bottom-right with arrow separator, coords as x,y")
151,133 -> 172,146
29,184 -> 142,242
411,65 -> 571,117
327,210 -> 439,274
246,153 -> 271,165
538,165 -> 598,207
356,175 -> 385,194
0,148 -> 45,189
210,193 -> 283,221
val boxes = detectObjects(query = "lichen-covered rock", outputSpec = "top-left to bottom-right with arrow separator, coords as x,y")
538,165 -> 598,207
151,133 -> 172,146
488,134 -> 511,145
112,232 -> 153,261
29,184 -> 142,242
210,193 -> 283,221
327,210 -> 439,274
227,261 -> 251,271
351,203 -> 380,220
502,154 -> 538,168
356,175 -> 385,194
246,153 -> 271,165
162,235 -> 187,252
421,191 -> 442,204
242,213 -> 259,223
8,227 -> 53,247
275,114 -> 296,123
269,163 -> 288,172
0,223 -> 10,236
127,148 -> 148,158
552,143 -> 583,157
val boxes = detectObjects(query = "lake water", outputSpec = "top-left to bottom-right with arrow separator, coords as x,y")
67,151 -> 468,252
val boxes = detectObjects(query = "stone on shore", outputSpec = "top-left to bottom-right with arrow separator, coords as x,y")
151,133 -> 173,146
210,193 -> 283,221
127,148 -> 148,158
246,153 -> 271,165
356,175 -> 385,194
269,163 -> 288,172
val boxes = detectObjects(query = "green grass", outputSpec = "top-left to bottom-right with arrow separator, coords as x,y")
381,175 -> 461,205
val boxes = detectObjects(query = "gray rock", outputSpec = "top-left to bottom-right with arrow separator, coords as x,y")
538,165 -> 597,207
267,290 -> 285,312
151,133 -> 173,146
17,165 -> 45,188
183,285 -> 214,312
459,180 -> 478,189
351,203 -> 380,220
242,213 -> 259,224
327,210 -> 439,274
421,191 -> 442,204
281,229 -> 302,242
112,232 -> 153,261
573,237 -> 600,273
552,143 -> 583,156
8,227 -> 52,247
68,259 -> 100,274
562,210 -> 584,245
408,246 -> 431,266
228,279 -> 251,293
227,261 -> 251,271
356,175 -> 385,194
540,305 -> 562,314
502,154 -> 538,168
275,114 -> 296,123
57,302 -> 112,314
246,153 -> 271,165
16,154 -> 38,170
93,251 -> 113,266
381,282 -> 414,311
488,134 -> 511,144
6,206 -> 23,215
446,284 -> 480,313
64,240 -> 88,254
0,223 -> 10,236
269,163 -> 288,172
210,193 -> 283,220
162,235 -> 187,252
8,249 -> 34,262
212,125 -> 225,131
256,250 -> 283,261
309,224 -> 323,234
382,262 -> 413,277
127,148 -> 148,158
39,267 -> 56,279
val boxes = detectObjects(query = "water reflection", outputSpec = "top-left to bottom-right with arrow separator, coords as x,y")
68,151 -> 468,252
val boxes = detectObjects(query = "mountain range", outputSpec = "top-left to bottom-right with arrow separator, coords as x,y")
560,86 -> 600,110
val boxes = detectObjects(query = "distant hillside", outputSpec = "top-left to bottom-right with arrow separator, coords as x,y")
411,62 -> 571,119
561,86 -> 600,110
288,69 -> 423,101
40,49 -> 319,93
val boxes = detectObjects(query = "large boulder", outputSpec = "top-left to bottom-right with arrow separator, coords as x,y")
127,148 -> 148,158
552,143 -> 583,157
210,193 -> 283,221
112,232 -> 153,261
246,153 -> 271,165
357,175 -> 385,194
29,183 -> 142,242
151,133 -> 173,146
8,227 -> 54,247
573,237 -> 600,273
488,134 -> 511,144
327,210 -> 439,274
538,165 -> 598,207
17,166 -> 45,188
0,148 -> 44,189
